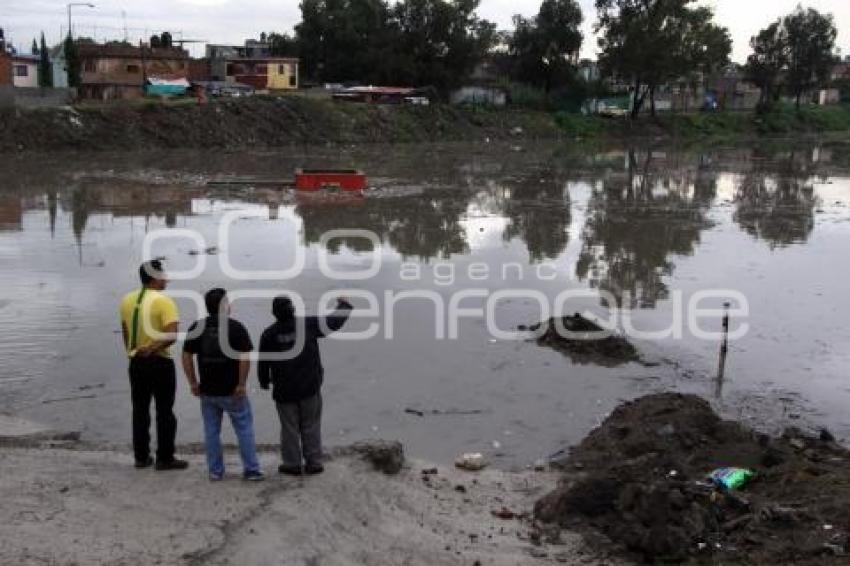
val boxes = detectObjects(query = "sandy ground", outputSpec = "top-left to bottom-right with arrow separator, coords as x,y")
0,432 -> 612,565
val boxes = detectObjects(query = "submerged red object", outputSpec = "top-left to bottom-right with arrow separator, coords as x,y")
295,169 -> 367,192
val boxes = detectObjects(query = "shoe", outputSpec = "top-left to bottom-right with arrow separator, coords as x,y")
243,471 -> 265,482
135,457 -> 154,469
278,464 -> 302,476
155,458 -> 189,471
209,473 -> 224,482
304,463 -> 324,476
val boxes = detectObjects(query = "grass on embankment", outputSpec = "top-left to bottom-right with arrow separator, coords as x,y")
553,104 -> 850,140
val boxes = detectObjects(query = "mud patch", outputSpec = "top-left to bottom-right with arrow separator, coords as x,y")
530,314 -> 640,367
535,393 -> 850,564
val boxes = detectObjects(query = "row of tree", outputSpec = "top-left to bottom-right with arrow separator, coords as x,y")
11,0 -> 840,115
745,7 -> 839,110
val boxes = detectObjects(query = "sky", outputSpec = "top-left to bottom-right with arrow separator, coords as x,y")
1,0 -> 849,62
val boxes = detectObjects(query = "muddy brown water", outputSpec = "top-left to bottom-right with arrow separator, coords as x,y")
1,141 -> 849,468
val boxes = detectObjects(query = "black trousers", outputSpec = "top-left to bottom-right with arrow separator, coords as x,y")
129,356 -> 177,462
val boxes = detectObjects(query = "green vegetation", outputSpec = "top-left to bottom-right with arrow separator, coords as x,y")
552,104 -> 850,140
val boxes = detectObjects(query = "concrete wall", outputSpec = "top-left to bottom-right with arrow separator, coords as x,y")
0,85 -> 13,107
451,86 -> 507,107
52,59 -> 68,88
0,87 -> 74,109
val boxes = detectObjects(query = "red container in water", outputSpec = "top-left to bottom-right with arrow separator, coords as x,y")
294,169 -> 367,192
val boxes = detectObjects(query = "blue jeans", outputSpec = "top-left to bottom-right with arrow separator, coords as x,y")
201,396 -> 261,477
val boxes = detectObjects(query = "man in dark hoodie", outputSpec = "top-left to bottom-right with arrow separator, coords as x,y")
258,295 -> 353,476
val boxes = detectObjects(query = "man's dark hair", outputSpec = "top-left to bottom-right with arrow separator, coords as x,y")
273,295 -> 295,321
205,288 -> 227,316
139,260 -> 164,286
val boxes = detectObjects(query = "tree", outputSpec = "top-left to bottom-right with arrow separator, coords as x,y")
296,0 -> 399,84
160,31 -> 173,49
31,38 -> 39,55
64,35 -> 81,88
595,0 -> 730,118
744,20 -> 787,111
38,32 -> 52,88
295,0 -> 494,93
509,0 -> 583,92
784,7 -> 838,108
265,32 -> 297,57
392,0 -> 496,92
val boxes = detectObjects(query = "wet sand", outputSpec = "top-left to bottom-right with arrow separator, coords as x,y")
0,439 -> 612,566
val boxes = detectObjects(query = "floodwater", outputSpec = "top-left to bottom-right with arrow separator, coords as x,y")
1,140 -> 849,467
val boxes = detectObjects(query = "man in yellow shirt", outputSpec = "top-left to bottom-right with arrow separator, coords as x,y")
119,260 -> 188,471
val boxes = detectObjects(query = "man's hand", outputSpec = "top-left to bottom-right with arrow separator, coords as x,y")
135,344 -> 155,358
190,382 -> 201,397
233,385 -> 247,398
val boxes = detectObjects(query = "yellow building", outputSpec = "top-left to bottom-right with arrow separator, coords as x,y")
221,57 -> 299,91
267,59 -> 299,90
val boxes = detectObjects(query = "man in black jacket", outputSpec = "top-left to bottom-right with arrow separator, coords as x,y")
258,295 -> 353,475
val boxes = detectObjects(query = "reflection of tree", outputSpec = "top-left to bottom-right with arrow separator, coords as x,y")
297,190 -> 470,260
734,148 -> 818,248
576,151 -> 716,309
501,171 -> 571,263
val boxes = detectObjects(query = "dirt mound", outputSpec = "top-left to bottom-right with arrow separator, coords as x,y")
535,393 -> 850,563
530,314 -> 640,367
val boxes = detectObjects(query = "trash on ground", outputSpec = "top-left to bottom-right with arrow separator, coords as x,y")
708,467 -> 756,492
456,453 -> 488,471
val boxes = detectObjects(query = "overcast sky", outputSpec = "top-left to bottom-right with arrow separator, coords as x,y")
2,0 -> 849,62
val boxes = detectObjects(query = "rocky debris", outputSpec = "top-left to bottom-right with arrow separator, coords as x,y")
530,314 -> 640,367
536,393 -> 850,564
347,440 -> 405,475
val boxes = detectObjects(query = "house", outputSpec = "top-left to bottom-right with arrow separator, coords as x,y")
77,42 -> 190,100
11,54 -> 39,88
206,41 -> 299,91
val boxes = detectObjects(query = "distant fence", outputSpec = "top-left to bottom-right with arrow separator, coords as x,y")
0,87 -> 75,109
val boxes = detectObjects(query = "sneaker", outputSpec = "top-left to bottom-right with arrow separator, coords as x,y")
135,457 -> 154,469
155,458 -> 190,471
243,471 -> 265,482
304,463 -> 325,476
278,464 -> 302,476
209,473 -> 225,482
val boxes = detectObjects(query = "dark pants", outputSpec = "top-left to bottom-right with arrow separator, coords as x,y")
129,356 -> 177,463
275,393 -> 322,468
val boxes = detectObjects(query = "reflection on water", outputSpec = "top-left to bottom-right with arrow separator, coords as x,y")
734,147 -> 819,248
577,150 -> 716,309
1,140 -> 850,463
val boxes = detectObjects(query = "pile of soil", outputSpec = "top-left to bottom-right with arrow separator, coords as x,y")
530,314 -> 640,367
535,393 -> 850,564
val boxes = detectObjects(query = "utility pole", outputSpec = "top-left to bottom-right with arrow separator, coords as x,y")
67,3 -> 95,39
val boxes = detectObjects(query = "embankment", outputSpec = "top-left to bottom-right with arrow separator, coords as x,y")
2,96 -> 849,152
0,97 -> 563,152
